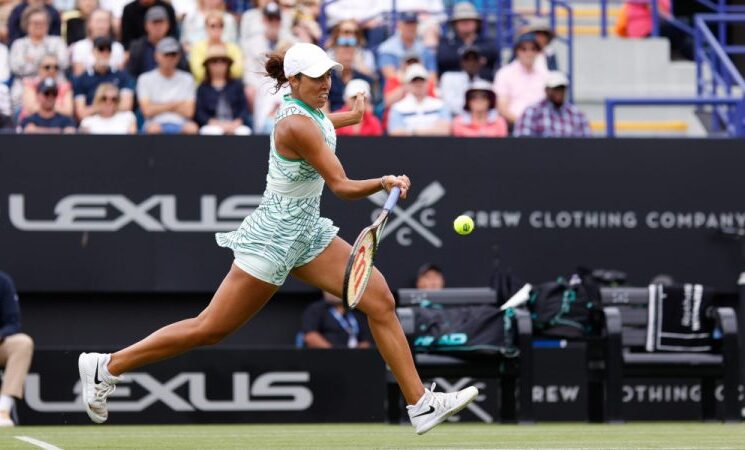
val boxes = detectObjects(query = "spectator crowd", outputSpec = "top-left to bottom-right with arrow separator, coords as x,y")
0,0 -> 592,137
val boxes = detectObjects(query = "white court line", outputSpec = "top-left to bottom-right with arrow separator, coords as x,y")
14,435 -> 63,450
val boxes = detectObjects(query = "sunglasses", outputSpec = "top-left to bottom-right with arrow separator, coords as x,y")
96,46 -> 112,52
163,52 -> 179,57
517,45 -> 538,53
101,95 -> 119,102
336,36 -> 357,47
42,64 -> 59,71
207,58 -> 230,64
208,22 -> 224,28
41,91 -> 57,97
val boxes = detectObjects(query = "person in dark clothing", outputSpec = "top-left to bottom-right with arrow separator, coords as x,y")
436,1 -> 497,79
20,77 -> 76,133
6,0 -> 61,44
194,44 -> 251,135
0,271 -> 34,427
126,6 -> 186,78
301,292 -> 373,349
119,0 -> 177,50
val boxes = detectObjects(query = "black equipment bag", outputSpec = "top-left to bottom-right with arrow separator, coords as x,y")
528,269 -> 601,338
410,305 -> 517,359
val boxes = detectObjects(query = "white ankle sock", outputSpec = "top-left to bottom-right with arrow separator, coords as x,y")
0,395 -> 15,413
100,354 -> 119,383
408,388 -> 430,409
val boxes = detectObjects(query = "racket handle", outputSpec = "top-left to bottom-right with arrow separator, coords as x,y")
383,187 -> 401,211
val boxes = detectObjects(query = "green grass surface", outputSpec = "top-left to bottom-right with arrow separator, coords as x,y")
2,423 -> 745,449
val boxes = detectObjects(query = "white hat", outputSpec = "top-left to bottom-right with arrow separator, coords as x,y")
404,63 -> 429,83
284,43 -> 342,78
344,79 -> 371,100
546,71 -> 569,88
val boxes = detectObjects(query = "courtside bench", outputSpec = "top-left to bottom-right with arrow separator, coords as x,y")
387,288 -> 534,424
598,287 -> 741,422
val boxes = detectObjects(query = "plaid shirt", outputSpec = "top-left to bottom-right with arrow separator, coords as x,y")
513,99 -> 591,137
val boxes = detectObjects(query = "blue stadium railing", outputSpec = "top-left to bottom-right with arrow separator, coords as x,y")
605,13 -> 745,137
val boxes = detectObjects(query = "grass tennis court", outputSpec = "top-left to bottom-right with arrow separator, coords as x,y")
2,423 -> 744,449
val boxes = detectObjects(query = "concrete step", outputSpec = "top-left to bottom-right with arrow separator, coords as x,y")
579,103 -> 707,137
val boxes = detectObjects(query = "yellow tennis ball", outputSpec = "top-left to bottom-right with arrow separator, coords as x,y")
453,215 -> 474,235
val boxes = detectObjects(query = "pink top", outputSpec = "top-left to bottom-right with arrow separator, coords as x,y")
493,59 -> 548,120
452,111 -> 508,137
622,0 -> 672,38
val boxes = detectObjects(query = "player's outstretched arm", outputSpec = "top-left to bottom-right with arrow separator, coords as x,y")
275,115 -> 409,200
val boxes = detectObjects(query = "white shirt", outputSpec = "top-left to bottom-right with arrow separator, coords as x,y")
80,111 -> 136,134
439,72 -> 487,114
100,0 -> 130,19
0,43 -> 8,83
323,0 -> 386,27
136,69 -> 196,124
70,39 -> 126,73
388,93 -> 450,134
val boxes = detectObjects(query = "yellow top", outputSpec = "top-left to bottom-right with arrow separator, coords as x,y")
189,40 -> 244,84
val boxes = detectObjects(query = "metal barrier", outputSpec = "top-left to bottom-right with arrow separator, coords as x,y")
548,0 -> 574,102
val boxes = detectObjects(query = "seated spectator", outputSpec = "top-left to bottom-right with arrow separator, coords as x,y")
301,291 -> 372,349
322,0 -> 385,30
20,54 -> 73,119
0,84 -> 13,132
120,0 -> 177,49
521,17 -> 558,71
0,42 -> 8,83
243,3 -> 294,131
9,7 -> 67,107
239,0 -> 293,45
377,12 -> 436,82
188,11 -> 242,83
325,19 -> 375,80
382,50 -> 436,113
126,6 -> 188,78
73,36 -> 133,120
416,263 -> 444,290
180,0 -> 237,52
0,0 -> 19,43
137,37 -> 198,134
452,79 -> 507,137
493,31 -> 547,126
440,44 -> 489,115
514,71 -> 591,137
63,0 -> 98,45
326,29 -> 373,112
6,0 -> 60,44
69,9 -> 124,76
79,82 -> 136,133
0,272 -> 34,427
20,77 -> 76,133
195,44 -> 250,135
437,1 -> 497,78
388,63 -> 450,136
335,79 -> 382,137
290,4 -> 320,44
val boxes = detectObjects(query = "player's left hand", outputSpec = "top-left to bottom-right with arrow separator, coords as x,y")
351,92 -> 366,122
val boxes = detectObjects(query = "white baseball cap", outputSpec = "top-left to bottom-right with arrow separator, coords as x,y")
545,71 -> 569,88
343,79 -> 371,100
284,43 -> 342,78
404,63 -> 429,83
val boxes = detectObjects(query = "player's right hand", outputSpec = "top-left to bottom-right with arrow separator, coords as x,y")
383,174 -> 411,199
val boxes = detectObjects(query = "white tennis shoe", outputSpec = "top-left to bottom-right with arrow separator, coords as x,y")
78,352 -> 119,424
407,383 -> 479,435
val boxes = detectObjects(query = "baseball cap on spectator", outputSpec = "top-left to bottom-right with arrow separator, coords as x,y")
284,42 -> 342,78
343,79 -> 371,100
399,11 -> 418,23
93,36 -> 112,51
513,31 -> 540,50
156,36 -> 181,54
402,48 -> 421,64
458,44 -> 481,59
263,2 -> 281,18
522,17 -> 555,39
545,71 -> 569,88
417,263 -> 442,278
404,63 -> 428,83
464,79 -> 496,110
145,5 -> 168,22
449,2 -> 481,23
37,77 -> 57,94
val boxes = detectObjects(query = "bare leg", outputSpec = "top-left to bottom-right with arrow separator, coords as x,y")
291,237 -> 425,405
108,264 -> 278,376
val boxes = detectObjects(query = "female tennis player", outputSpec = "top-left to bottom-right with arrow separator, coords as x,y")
78,43 -> 477,434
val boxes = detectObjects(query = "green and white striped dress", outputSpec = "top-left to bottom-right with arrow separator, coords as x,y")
215,95 -> 339,285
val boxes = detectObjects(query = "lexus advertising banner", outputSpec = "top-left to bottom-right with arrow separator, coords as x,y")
19,349 -> 386,424
1,136 -> 744,293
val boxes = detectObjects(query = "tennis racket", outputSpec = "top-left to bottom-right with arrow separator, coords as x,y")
342,187 -> 401,310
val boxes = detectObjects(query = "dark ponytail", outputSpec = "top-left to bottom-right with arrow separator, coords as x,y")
265,51 -> 289,93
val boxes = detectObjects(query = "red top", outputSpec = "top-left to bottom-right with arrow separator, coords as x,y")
452,112 -> 508,137
335,108 -> 384,136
